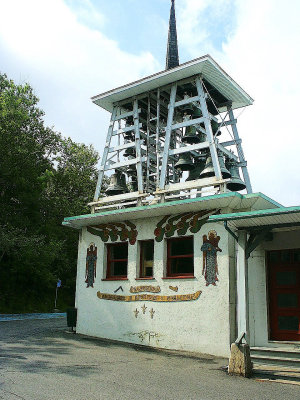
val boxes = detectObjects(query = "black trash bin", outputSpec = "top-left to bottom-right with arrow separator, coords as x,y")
66,307 -> 77,331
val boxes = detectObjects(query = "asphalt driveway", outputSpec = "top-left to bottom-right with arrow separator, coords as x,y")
0,318 -> 299,400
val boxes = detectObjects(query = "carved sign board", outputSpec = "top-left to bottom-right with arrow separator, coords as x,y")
97,290 -> 201,302
130,285 -> 161,293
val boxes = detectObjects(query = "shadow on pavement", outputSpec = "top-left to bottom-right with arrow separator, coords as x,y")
0,318 -> 224,379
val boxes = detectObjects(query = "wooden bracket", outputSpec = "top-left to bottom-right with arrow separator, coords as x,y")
245,228 -> 272,259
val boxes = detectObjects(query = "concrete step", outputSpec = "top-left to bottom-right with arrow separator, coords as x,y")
251,346 -> 300,360
252,354 -> 300,369
253,364 -> 300,385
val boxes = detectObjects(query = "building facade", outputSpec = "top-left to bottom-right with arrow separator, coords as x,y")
64,1 -> 300,360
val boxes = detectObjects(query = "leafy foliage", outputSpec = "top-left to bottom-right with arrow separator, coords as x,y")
0,73 -> 99,312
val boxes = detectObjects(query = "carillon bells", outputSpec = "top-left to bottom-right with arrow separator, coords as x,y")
124,146 -> 136,157
124,131 -> 136,157
200,153 -> 231,179
105,170 -> 128,196
225,159 -> 246,191
174,153 -> 194,171
182,107 -> 206,144
186,159 -> 206,181
181,93 -> 194,117
128,176 -> 138,192
200,156 -> 214,178
126,164 -> 137,175
218,153 -> 231,178
211,119 -> 220,136
182,125 -> 201,144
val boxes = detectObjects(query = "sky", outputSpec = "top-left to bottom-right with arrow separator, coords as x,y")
0,0 -> 299,206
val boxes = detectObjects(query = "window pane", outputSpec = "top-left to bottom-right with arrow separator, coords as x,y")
276,271 -> 297,286
110,261 -> 127,276
110,243 -> 128,259
170,238 -> 193,256
278,316 -> 299,331
140,241 -> 154,278
143,241 -> 154,261
170,257 -> 193,275
277,293 -> 298,308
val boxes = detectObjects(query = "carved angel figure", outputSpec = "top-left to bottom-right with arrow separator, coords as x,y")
85,243 -> 97,288
201,230 -> 222,286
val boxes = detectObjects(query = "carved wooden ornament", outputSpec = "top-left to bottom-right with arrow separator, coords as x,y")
130,285 -> 161,293
154,210 -> 217,242
97,290 -> 202,302
201,230 -> 222,286
85,243 -> 97,288
87,221 -> 138,245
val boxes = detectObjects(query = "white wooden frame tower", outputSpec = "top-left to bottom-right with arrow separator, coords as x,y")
90,69 -> 253,212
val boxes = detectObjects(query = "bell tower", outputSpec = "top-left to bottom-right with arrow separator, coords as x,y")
90,0 -> 253,213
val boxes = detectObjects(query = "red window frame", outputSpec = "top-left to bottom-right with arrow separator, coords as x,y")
139,240 -> 154,279
167,237 -> 194,278
106,242 -> 128,280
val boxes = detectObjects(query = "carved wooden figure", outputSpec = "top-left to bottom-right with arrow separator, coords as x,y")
201,230 -> 222,286
85,243 -> 97,288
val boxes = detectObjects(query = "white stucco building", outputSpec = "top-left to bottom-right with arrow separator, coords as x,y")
63,1 -> 300,364
63,192 -> 300,358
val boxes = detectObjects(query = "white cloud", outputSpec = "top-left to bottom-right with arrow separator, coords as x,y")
1,0 -> 299,206
0,0 -> 159,146
222,0 -> 300,206
179,0 -> 300,205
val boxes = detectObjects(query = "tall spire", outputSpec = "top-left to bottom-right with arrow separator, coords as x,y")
166,0 -> 179,70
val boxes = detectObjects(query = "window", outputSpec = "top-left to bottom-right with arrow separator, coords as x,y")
139,240 -> 154,278
167,237 -> 194,277
106,242 -> 128,279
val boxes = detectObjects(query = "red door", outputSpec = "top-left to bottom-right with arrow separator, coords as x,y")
268,249 -> 300,341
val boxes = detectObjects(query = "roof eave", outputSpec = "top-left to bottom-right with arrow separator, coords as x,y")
91,55 -> 254,113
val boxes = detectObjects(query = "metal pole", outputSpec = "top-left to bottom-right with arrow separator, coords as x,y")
228,107 -> 253,193
133,98 -> 144,194
93,106 -> 118,201
54,286 -> 58,309
156,88 -> 160,189
159,83 -> 177,190
195,76 -> 222,180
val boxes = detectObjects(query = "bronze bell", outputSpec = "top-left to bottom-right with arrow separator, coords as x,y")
105,170 -> 128,196
225,160 -> 246,191
182,125 -> 201,144
181,93 -> 194,117
200,153 -> 231,179
129,176 -> 138,192
124,147 -> 136,157
186,159 -> 206,181
125,116 -> 134,125
211,119 -> 221,136
200,156 -> 215,178
193,107 -> 202,118
174,153 -> 194,171
182,107 -> 206,144
126,165 -> 137,175
124,130 -> 135,157
218,153 -> 231,179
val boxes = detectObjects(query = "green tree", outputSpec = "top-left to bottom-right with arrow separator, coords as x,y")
0,73 -> 99,312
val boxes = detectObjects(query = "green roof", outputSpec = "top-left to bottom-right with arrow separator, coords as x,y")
63,192 -> 281,229
208,206 -> 300,230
